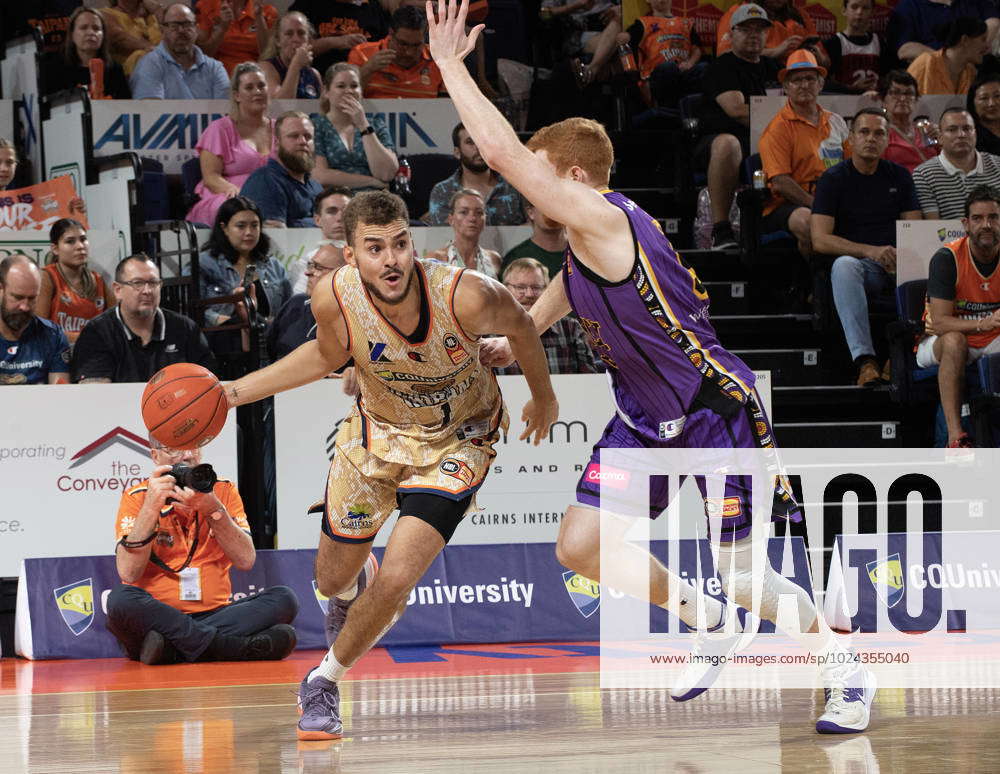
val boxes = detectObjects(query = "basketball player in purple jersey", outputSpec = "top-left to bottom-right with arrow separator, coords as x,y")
428,0 -> 876,734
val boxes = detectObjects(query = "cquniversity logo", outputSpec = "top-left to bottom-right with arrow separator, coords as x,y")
53,579 -> 95,635
562,571 -> 600,618
867,553 -> 904,608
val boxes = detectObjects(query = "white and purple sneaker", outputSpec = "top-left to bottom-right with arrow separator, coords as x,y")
670,604 -> 759,702
297,670 -> 343,741
816,663 -> 877,734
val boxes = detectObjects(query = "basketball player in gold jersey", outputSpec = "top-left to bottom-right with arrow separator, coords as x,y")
224,190 -> 558,740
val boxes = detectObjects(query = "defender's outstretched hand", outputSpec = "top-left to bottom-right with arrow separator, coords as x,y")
427,0 -> 485,65
479,336 -> 515,368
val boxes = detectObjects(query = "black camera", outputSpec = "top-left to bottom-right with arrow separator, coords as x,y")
169,463 -> 218,493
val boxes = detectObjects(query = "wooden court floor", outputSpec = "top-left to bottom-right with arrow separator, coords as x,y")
1,642 -> 997,774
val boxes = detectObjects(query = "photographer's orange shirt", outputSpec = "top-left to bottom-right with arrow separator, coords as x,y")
115,479 -> 250,613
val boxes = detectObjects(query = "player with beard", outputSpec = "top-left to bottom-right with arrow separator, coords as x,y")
0,255 -> 70,385
425,122 -> 525,225
223,189 -> 558,739
240,110 -> 324,227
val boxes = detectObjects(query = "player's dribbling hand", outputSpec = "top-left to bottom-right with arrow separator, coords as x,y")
479,336 -> 514,367
427,0 -> 485,65
520,395 -> 559,445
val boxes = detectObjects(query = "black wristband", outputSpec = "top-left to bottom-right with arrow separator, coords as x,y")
119,532 -> 156,549
360,125 -> 375,136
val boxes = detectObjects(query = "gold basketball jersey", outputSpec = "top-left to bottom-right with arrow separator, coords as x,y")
332,260 -> 506,463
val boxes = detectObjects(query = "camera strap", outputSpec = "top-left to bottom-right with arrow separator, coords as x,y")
150,512 -> 201,575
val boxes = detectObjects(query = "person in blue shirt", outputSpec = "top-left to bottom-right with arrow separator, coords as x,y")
240,110 -> 323,227
130,3 -> 230,100
0,255 -> 70,385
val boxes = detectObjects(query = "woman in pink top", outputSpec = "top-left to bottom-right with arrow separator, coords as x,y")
878,69 -> 939,173
186,62 -> 275,226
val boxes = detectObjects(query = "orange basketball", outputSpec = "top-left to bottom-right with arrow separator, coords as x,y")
141,363 -> 228,450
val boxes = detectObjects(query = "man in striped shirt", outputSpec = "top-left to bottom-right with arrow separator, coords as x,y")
913,107 -> 1000,219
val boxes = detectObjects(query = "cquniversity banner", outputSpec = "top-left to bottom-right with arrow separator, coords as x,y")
16,538 -> 808,659
0,384 -> 237,576
91,99 -> 460,174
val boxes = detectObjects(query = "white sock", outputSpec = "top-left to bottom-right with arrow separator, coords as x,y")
335,582 -> 358,602
313,649 -> 350,682
657,577 -> 725,631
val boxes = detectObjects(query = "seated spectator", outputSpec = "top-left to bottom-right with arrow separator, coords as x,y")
130,3 -> 231,100
187,62 -> 275,226
106,439 -> 298,664
913,108 -> 1000,218
718,0 -> 828,67
695,4 -> 777,250
889,0 -> 997,63
811,109 -> 923,386
824,0 -> 894,94
496,258 -> 604,376
199,196 -> 291,358
0,255 -> 70,385
0,138 -> 18,191
288,186 -> 353,294
502,198 -> 568,280
426,122 -> 524,225
268,246 -> 342,361
907,18 -> 988,95
348,6 -> 445,99
918,185 -> 1000,448
759,50 -> 848,254
41,7 -> 131,99
240,111 -> 323,228
196,0 -> 277,76
37,219 -> 116,344
879,70 -> 941,173
309,63 -> 398,191
288,0 -> 387,75
100,0 -> 163,76
260,11 -> 323,99
425,189 -> 502,278
620,0 -> 703,107
968,73 -> 1000,155
71,254 -> 217,383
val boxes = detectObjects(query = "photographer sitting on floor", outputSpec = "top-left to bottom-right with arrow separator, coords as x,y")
106,438 -> 299,665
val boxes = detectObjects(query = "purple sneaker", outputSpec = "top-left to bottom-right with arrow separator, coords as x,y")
325,553 -> 379,647
297,671 -> 343,741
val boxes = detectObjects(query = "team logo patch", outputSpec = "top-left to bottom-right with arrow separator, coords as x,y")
442,333 -> 468,365
658,417 -> 686,439
562,571 -> 600,618
53,578 -> 95,636
312,580 -> 330,615
342,503 -> 376,530
866,554 -> 904,608
705,496 -> 743,519
368,340 -> 391,362
407,351 -> 425,362
583,462 -> 630,490
440,457 -> 475,486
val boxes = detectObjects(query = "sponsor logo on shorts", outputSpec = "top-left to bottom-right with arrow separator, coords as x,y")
440,457 -> 475,486
583,462 -> 630,490
342,503 -> 376,530
442,332 -> 468,365
562,571 -> 600,618
658,417 -> 686,439
53,578 -> 94,636
867,553 -> 904,608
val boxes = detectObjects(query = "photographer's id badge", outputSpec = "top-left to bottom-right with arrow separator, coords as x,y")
179,567 -> 202,601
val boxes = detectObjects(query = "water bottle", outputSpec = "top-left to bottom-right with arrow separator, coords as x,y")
617,43 -> 638,75
914,117 -> 938,148
752,169 -> 766,191
393,157 -> 411,198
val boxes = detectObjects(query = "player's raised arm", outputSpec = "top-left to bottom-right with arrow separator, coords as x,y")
224,277 -> 351,407
427,0 -> 622,249
455,271 -> 558,444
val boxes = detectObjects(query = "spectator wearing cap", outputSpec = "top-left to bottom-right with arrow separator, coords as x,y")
907,17 -> 988,96
717,0 -> 829,67
759,49 -> 849,254
695,3 -> 778,250
811,108 -> 923,387
0,255 -> 70,386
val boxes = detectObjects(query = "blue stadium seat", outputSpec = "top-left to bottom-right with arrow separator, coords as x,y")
140,157 -> 169,222
181,156 -> 202,215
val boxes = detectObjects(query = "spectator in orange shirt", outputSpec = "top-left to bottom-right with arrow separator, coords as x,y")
348,6 -> 445,99
106,441 -> 299,664
197,0 -> 278,75
718,0 -> 829,68
37,219 -> 116,344
759,50 -> 849,254
907,18 -> 988,96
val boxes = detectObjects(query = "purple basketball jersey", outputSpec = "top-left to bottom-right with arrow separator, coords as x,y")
563,190 -> 755,439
